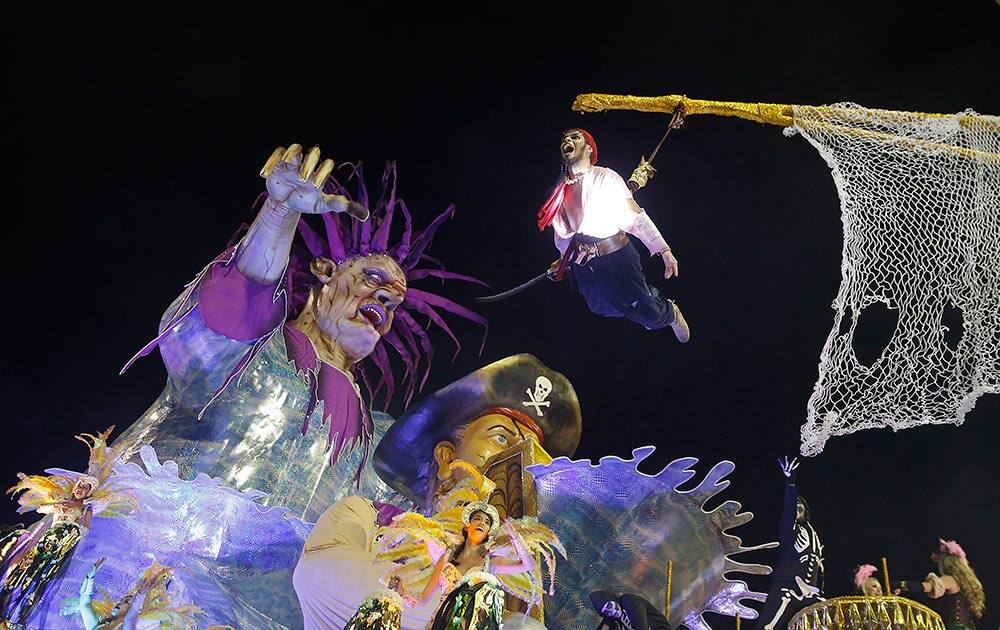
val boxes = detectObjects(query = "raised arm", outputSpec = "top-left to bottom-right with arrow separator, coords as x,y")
488,554 -> 533,575
777,456 -> 800,541
120,591 -> 144,630
78,560 -> 102,630
418,553 -> 450,605
895,574 -> 960,599
236,145 -> 369,284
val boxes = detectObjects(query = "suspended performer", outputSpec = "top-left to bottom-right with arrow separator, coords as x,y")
537,128 -> 690,341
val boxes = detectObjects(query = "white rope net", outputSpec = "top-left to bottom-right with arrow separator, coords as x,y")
788,103 -> 1000,455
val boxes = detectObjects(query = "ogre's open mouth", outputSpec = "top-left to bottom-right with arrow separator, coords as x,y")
358,303 -> 387,328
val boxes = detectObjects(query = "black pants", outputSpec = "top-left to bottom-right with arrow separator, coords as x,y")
755,582 -> 821,630
571,241 -> 675,330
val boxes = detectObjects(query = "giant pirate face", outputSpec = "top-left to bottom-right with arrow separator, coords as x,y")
560,129 -> 592,164
434,412 -> 539,476
304,254 -> 406,363
434,413 -> 537,471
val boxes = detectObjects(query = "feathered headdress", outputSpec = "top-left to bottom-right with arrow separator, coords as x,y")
938,538 -> 967,561
288,162 -> 488,409
854,564 -> 878,590
461,501 -> 501,540
8,427 -> 137,519
373,460 -> 564,612
60,559 -> 201,628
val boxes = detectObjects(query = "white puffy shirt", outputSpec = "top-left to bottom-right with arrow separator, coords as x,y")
551,166 -> 668,256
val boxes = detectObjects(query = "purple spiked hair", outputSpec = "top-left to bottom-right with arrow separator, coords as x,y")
288,162 -> 488,410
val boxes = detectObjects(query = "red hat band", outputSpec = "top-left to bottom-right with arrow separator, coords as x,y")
570,128 -> 598,164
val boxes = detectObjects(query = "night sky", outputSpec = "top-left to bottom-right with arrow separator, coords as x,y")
5,6 -> 999,629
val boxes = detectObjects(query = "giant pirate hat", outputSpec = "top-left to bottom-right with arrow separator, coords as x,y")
373,354 -> 582,506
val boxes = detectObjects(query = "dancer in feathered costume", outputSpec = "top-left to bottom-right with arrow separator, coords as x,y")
346,461 -> 565,629
64,558 -> 201,630
0,427 -> 137,625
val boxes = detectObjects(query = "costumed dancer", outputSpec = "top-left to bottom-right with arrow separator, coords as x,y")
853,564 -> 883,597
893,539 -> 985,630
536,128 -> 689,341
293,354 -> 581,629
0,427 -> 137,625
117,145 -> 485,519
347,461 -> 564,630
68,558 -> 200,630
75,559 -> 143,630
756,456 -> 824,630
590,591 -> 672,630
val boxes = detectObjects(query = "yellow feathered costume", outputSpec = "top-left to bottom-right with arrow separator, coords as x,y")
373,461 -> 565,614
7,426 -> 138,520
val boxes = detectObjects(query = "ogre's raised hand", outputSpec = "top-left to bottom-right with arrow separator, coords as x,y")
260,144 -> 369,221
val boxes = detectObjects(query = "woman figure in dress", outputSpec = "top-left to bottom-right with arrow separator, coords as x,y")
893,539 -> 985,630
346,461 -> 563,630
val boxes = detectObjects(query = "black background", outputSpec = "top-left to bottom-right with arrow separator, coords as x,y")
4,5 -> 999,629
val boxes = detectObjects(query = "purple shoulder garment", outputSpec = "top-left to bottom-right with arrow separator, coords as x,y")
122,246 -> 372,484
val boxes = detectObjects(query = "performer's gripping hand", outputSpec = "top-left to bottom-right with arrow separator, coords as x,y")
547,258 -> 567,282
260,144 -> 369,221
661,249 -> 679,279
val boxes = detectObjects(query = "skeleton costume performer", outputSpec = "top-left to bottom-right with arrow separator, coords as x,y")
0,428 -> 137,625
537,129 -> 686,336
117,149 -> 485,519
756,474 -> 824,630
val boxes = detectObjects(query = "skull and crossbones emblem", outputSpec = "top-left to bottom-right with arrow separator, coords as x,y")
522,376 -> 553,416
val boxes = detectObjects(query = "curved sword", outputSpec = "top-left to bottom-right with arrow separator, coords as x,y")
474,270 -> 554,303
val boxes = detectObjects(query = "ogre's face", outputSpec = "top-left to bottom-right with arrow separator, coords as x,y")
308,254 -> 406,363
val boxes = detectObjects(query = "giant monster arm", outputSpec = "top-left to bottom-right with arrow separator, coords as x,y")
236,144 -> 368,284
122,144 -> 370,375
